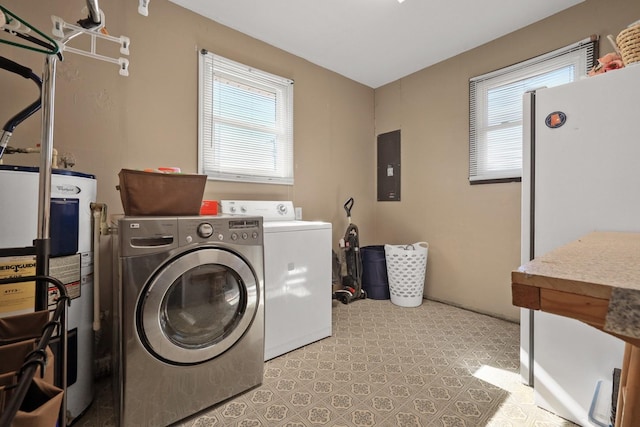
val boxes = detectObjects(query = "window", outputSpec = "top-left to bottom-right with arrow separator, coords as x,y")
469,38 -> 596,183
198,51 -> 294,184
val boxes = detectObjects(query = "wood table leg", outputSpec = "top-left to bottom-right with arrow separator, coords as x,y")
615,344 -> 631,427
617,343 -> 640,427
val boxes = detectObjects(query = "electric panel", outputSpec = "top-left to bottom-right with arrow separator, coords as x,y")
377,130 -> 401,201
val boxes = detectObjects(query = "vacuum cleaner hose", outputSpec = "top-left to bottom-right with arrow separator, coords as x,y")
0,56 -> 42,158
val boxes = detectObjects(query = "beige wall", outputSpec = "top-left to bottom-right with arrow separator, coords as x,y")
373,0 -> 640,321
2,0 -> 638,325
0,0 -> 375,238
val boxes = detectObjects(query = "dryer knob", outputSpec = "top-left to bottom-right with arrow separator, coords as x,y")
197,223 -> 214,238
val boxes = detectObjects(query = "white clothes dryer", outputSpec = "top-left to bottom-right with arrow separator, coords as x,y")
221,201 -> 332,360
112,215 -> 264,426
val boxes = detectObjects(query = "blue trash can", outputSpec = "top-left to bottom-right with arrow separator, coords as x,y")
361,245 -> 390,300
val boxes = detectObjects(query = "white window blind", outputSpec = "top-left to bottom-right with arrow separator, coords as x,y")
199,50 -> 294,184
469,38 -> 595,183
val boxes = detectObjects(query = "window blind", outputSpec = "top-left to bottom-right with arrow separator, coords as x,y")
469,37 -> 596,183
199,51 -> 294,185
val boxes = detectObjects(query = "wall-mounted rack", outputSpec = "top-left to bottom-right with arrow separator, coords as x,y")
51,11 -> 130,76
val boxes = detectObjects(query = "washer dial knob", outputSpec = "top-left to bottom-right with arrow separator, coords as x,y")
197,223 -> 214,238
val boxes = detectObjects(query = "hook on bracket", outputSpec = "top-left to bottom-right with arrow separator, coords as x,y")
138,0 -> 150,17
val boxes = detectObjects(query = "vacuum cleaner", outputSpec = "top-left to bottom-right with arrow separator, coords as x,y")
333,197 -> 366,304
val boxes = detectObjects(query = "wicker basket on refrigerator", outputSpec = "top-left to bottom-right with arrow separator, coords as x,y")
616,22 -> 640,66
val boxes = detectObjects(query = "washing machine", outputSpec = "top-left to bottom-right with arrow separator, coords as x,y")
112,215 -> 265,426
220,200 -> 332,361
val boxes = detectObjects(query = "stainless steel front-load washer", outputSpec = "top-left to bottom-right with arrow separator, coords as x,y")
112,215 -> 264,426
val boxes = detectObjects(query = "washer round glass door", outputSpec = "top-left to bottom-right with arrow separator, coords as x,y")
139,247 -> 259,365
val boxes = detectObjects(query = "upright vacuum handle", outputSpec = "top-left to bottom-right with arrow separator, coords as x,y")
344,197 -> 354,218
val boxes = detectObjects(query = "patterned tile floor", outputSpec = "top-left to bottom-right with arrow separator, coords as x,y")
77,299 -> 577,426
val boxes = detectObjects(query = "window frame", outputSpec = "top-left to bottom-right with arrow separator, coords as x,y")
198,50 -> 294,185
469,38 -> 596,184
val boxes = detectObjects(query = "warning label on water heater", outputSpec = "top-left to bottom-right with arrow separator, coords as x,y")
48,254 -> 81,307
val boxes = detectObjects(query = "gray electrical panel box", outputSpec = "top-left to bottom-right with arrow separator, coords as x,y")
377,130 -> 400,201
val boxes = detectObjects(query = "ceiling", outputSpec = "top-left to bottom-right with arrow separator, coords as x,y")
168,0 -> 584,88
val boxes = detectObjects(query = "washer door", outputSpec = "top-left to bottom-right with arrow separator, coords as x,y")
138,247 -> 259,365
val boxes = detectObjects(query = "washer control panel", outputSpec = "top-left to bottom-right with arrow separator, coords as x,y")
118,215 -> 263,256
178,215 -> 262,246
220,200 -> 296,221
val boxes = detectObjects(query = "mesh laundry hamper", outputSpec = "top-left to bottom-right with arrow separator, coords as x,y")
384,242 -> 428,307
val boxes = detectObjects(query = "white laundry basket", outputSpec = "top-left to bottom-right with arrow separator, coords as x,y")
384,242 -> 429,307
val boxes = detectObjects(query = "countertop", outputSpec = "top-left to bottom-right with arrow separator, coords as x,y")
512,231 -> 640,343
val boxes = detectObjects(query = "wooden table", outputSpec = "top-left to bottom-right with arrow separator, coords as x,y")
512,232 -> 640,427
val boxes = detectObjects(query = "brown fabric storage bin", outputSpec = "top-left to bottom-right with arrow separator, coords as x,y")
0,340 -> 55,386
0,311 -> 49,346
0,377 -> 63,427
117,169 -> 207,216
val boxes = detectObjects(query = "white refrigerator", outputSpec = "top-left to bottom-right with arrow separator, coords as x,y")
521,64 -> 640,425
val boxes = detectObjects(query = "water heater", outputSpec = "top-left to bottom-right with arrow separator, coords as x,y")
0,165 -> 96,422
